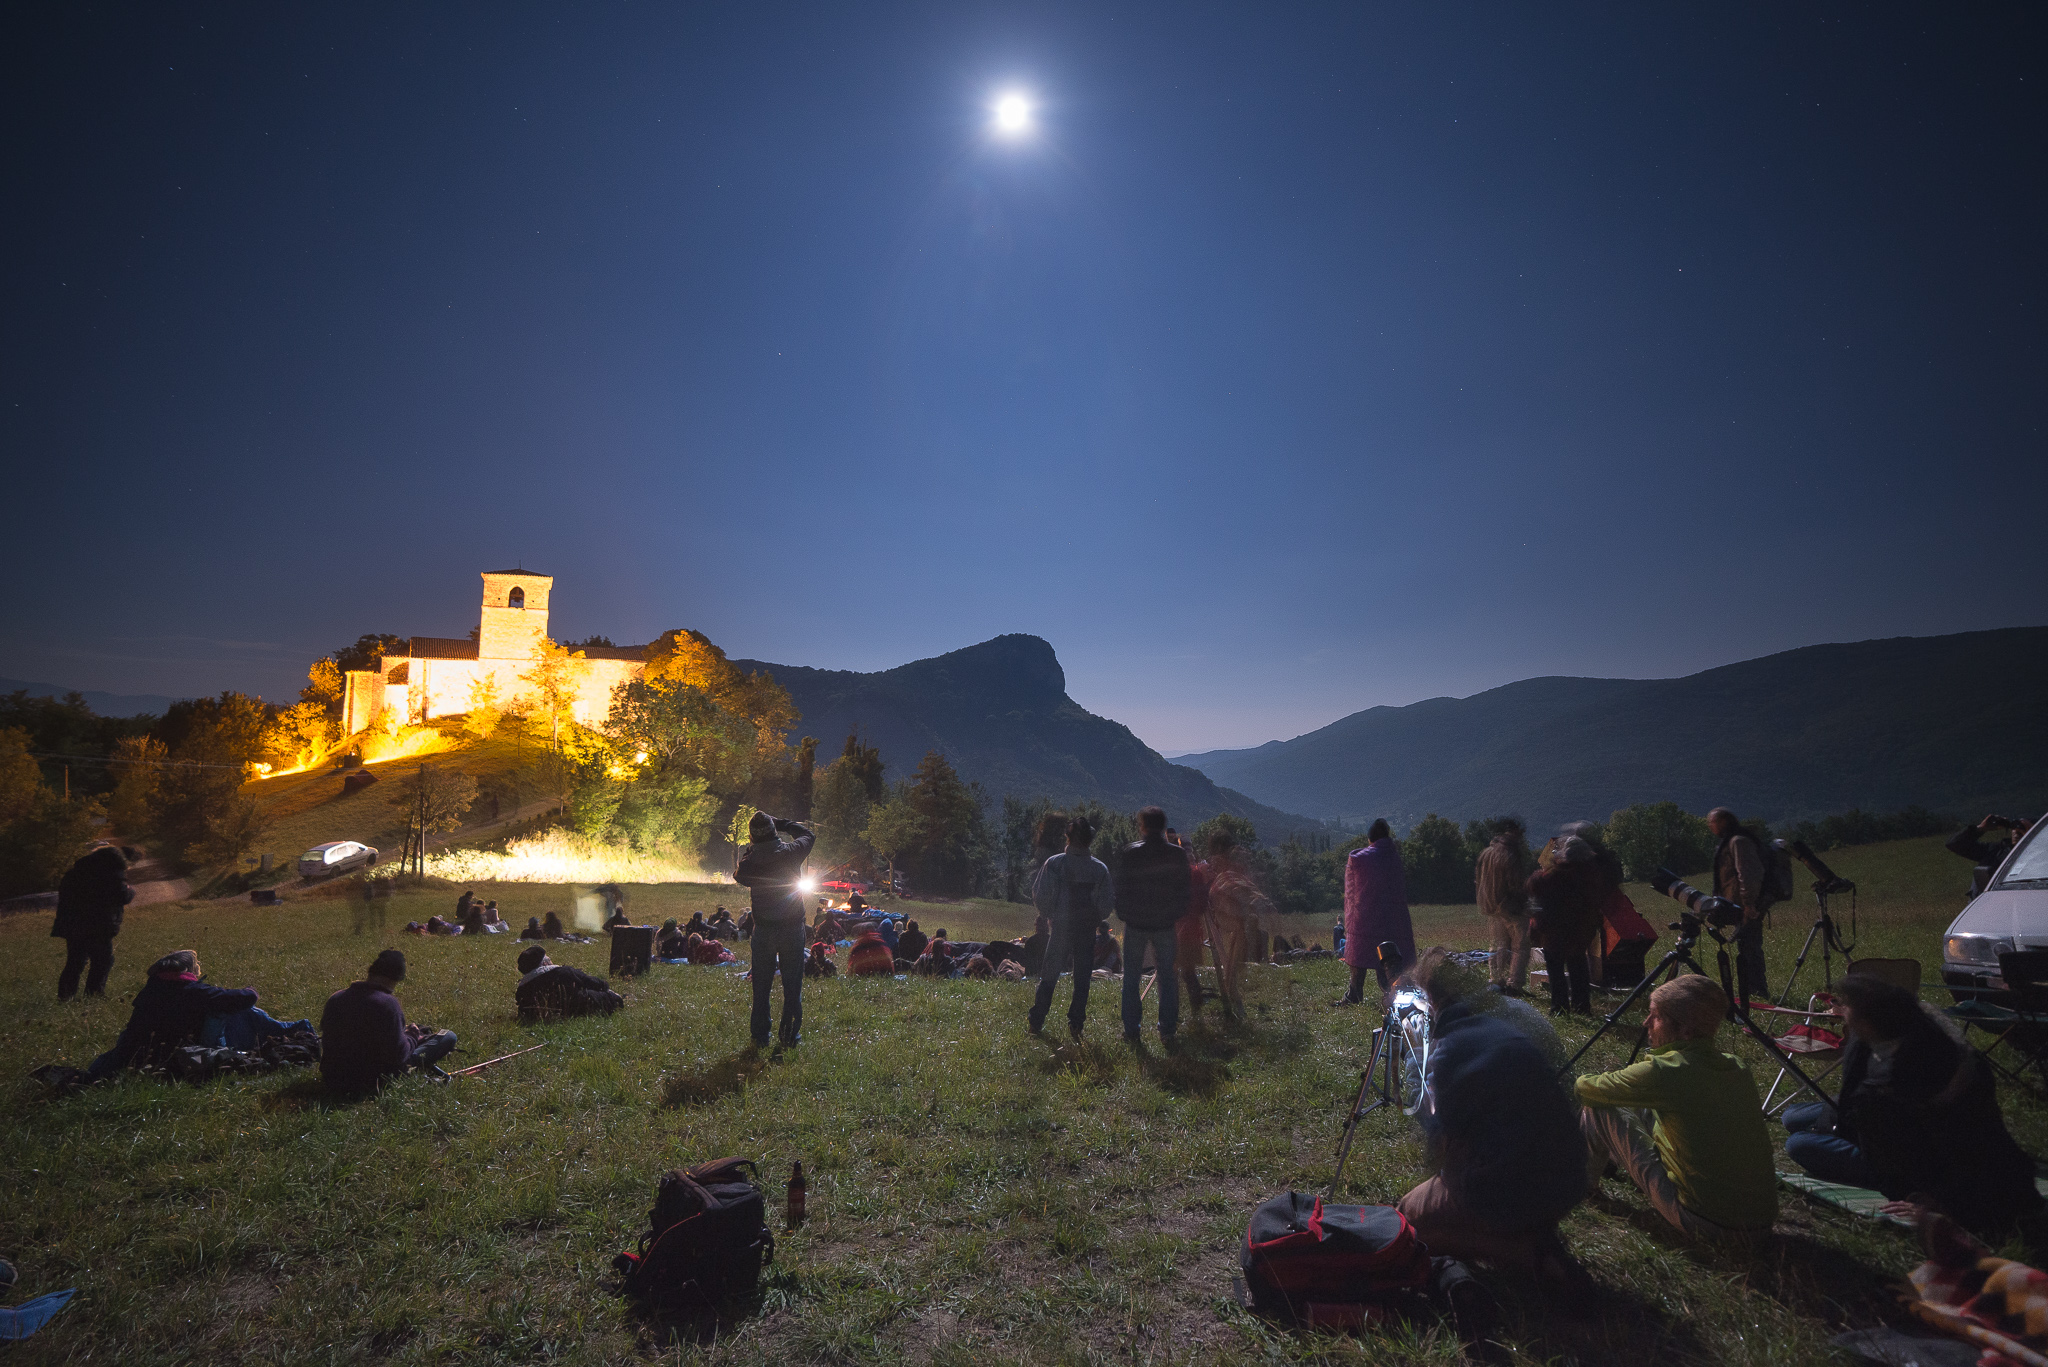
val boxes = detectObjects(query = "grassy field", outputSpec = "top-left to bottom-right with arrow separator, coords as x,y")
3,835 -> 2035,1365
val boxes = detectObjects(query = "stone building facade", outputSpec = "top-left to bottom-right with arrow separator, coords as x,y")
341,570 -> 645,734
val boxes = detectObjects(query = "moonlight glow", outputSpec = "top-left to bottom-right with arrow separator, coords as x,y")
993,92 -> 1032,135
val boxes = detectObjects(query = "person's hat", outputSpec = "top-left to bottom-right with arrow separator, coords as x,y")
663,918 -> 678,931
749,810 -> 775,841
517,945 -> 548,974
369,949 -> 407,982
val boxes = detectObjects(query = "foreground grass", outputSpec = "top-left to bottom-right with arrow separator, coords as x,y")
2,835 -> 2032,1365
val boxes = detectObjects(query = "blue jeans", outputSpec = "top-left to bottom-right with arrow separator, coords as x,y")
1121,926 -> 1180,1037
200,1007 -> 310,1051
1030,917 -> 1097,1033
410,1029 -> 459,1071
751,921 -> 806,1045
1782,1102 -> 1878,1188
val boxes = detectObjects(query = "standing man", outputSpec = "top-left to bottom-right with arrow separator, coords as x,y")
1205,833 -> 1277,1019
1029,815 -> 1115,1039
1474,821 -> 1532,995
1339,820 -> 1415,1006
1707,808 -> 1771,1008
734,811 -> 815,1048
52,845 -> 134,1001
1118,808 -> 1192,1045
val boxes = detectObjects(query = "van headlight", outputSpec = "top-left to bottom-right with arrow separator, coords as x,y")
1945,934 -> 2013,966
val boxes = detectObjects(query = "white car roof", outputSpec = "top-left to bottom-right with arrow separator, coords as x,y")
307,841 -> 359,853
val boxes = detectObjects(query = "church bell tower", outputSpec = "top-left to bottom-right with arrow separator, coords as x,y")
477,570 -> 552,660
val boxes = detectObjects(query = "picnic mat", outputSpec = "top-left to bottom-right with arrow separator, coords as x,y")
1780,1171 -> 2048,1229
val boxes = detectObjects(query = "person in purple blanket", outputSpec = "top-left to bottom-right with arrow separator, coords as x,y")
1338,819 -> 1415,1007
85,950 -> 284,1080
320,949 -> 457,1093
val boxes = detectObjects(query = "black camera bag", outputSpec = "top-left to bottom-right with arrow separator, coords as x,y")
614,1158 -> 774,1311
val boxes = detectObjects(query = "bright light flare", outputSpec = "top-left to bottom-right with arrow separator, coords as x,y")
798,876 -> 818,895
993,92 -> 1032,136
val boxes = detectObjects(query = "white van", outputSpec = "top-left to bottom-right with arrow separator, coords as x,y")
299,841 -> 379,880
1940,821 -> 2048,1003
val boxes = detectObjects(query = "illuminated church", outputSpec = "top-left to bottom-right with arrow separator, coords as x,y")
341,570 -> 646,734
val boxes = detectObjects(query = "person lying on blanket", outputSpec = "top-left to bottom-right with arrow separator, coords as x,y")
1576,974 -> 1778,1241
1782,972 -> 2044,1244
86,949 -> 308,1081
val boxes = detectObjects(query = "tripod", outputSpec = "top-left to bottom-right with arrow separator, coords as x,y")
1560,911 -> 1838,1115
1775,878 -> 1858,1007
1330,943 -> 1428,1197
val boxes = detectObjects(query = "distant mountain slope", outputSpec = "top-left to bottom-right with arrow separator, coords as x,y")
0,677 -> 184,718
1180,627 -> 2048,832
730,635 -> 1324,842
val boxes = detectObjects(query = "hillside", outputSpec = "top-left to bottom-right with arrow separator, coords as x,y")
1180,625 -> 2048,831
730,634 -> 1325,842
0,676 -> 184,717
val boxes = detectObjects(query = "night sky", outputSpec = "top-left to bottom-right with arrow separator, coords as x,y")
4,4 -> 2043,753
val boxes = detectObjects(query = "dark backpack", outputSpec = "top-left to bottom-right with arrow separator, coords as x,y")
614,1158 -> 774,1312
1761,839 -> 1797,909
1239,1192 -> 1429,1321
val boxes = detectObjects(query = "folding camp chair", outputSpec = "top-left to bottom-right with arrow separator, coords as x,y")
1948,951 -> 2048,1090
1760,989 -> 1844,1116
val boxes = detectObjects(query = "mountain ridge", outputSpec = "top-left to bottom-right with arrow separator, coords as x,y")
1178,626 -> 2048,831
729,634 -> 1327,842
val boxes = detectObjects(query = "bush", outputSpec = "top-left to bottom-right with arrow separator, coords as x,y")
1605,802 -> 1716,882
1787,806 -> 1951,852
1402,813 -> 1474,904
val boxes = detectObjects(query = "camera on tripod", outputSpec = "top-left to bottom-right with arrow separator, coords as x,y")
1649,868 -> 1745,929
1788,840 -> 1856,897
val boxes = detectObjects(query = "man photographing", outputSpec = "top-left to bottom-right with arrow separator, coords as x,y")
1707,808 -> 1772,1007
1949,814 -> 2036,896
734,811 -> 815,1048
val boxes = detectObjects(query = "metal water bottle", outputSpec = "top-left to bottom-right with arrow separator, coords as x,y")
786,1161 -> 807,1230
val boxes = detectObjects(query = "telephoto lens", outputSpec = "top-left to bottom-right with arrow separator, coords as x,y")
1650,869 -> 1745,927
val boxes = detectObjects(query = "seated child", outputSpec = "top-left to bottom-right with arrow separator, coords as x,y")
804,942 -> 839,978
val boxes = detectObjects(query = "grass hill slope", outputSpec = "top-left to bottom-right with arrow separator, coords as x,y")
730,634 -> 1324,841
1180,626 -> 2048,830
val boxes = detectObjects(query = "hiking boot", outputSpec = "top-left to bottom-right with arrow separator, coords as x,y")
1122,1030 -> 1141,1043
1331,996 -> 1362,1008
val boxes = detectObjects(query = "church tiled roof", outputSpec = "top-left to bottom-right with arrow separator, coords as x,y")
408,636 -> 481,660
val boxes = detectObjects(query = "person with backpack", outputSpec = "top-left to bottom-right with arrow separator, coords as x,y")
1708,808 -> 1775,1007
733,811 -> 815,1048
1029,815 -> 1115,1038
52,845 -> 134,1001
514,944 -> 624,1021
1115,807 -> 1193,1042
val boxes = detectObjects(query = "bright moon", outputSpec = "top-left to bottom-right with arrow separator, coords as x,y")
994,93 -> 1031,135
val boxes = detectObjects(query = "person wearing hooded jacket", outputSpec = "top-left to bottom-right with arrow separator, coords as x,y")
52,845 -> 135,1000
1116,807 -> 1192,1041
734,811 -> 815,1047
85,950 -> 260,1080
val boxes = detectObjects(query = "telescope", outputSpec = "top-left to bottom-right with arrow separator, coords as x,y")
1788,839 -> 1856,897
1648,868 -> 1744,929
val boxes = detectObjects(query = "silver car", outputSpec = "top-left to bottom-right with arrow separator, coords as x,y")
299,840 -> 379,879
1940,821 -> 2048,1003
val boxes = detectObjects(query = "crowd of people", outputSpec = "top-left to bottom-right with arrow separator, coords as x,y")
39,800 -> 2048,1293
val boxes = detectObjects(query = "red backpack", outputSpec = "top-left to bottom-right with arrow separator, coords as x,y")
1239,1192 -> 1429,1322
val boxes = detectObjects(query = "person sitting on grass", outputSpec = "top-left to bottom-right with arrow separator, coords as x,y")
848,928 -> 895,977
1782,973 -> 2044,1244
917,936 -> 957,977
897,919 -> 929,963
481,901 -> 506,929
1092,921 -> 1123,974
804,942 -> 838,978
542,912 -> 566,939
656,919 -> 688,959
458,903 -> 488,936
706,907 -> 739,941
602,904 -> 631,934
876,914 -> 900,954
688,932 -> 736,966
85,950 -> 293,1081
1388,949 -> 1588,1287
519,916 -> 545,940
684,911 -> 711,940
320,949 -> 456,1094
1576,975 -> 1777,1241
515,945 -> 623,1021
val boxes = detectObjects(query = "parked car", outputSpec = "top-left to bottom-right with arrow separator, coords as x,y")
299,840 -> 379,880
1941,820 -> 2048,1003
